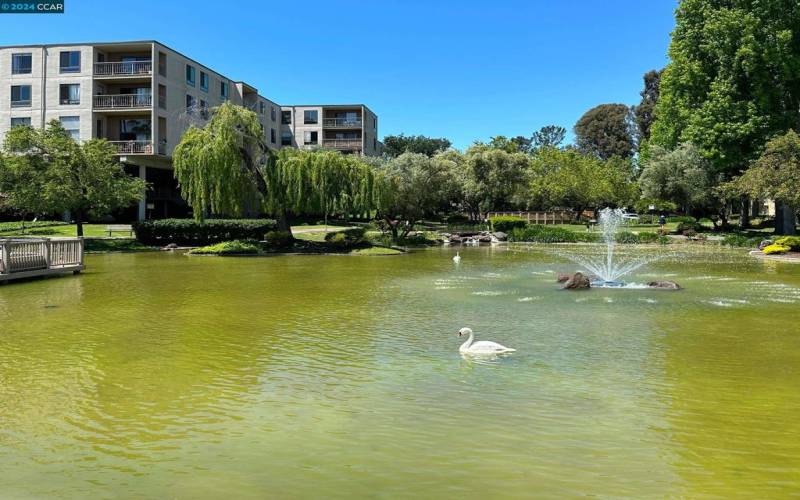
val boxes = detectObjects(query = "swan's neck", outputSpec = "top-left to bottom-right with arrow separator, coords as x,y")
459,331 -> 474,352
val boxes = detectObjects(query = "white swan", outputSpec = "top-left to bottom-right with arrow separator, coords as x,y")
453,252 -> 461,263
457,327 -> 516,355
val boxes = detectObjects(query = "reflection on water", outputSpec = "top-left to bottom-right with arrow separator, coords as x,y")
1,247 -> 799,498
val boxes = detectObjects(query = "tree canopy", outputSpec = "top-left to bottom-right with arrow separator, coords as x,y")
633,69 -> 663,142
381,134 -> 452,158
0,121 -> 146,236
173,102 -> 380,233
638,143 -> 713,213
650,0 -> 800,177
574,104 -> 636,160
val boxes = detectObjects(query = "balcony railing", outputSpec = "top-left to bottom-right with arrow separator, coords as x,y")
94,61 -> 152,77
94,94 -> 152,110
323,118 -> 363,128
323,139 -> 363,150
109,140 -> 153,155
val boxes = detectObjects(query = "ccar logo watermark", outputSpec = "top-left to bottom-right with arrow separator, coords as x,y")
0,1 -> 64,13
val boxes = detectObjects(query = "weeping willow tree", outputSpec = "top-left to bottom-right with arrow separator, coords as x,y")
173,102 -> 380,236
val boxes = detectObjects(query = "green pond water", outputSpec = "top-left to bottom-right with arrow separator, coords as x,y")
1,245 -> 799,498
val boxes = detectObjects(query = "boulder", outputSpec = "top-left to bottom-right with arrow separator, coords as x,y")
758,239 -> 773,251
477,235 -> 492,243
162,243 -> 179,251
449,235 -> 463,244
556,272 -> 571,283
492,231 -> 508,242
647,280 -> 681,290
562,272 -> 591,290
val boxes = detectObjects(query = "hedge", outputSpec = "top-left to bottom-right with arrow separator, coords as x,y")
188,240 -> 261,255
324,227 -> 367,247
509,225 -> 600,243
774,236 -> 800,251
489,215 -> 528,233
133,219 -> 277,246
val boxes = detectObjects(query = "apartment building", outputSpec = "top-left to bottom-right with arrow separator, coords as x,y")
0,40 -> 380,220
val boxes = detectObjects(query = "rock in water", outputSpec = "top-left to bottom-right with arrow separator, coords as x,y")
758,239 -> 773,251
562,272 -> 591,290
492,231 -> 508,242
648,280 -> 681,290
556,273 -> 571,283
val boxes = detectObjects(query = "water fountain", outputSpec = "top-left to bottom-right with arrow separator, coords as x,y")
560,208 -> 660,288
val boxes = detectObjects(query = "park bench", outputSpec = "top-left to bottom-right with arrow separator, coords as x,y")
105,224 -> 133,237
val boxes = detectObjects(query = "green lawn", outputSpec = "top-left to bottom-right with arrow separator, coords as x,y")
0,223 -> 126,238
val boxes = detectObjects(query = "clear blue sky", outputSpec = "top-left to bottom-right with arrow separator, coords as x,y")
0,0 -> 676,149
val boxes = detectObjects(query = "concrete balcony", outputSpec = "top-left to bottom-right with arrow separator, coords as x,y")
94,94 -> 152,110
323,117 -> 362,128
94,61 -> 152,78
323,139 -> 362,150
109,140 -> 154,155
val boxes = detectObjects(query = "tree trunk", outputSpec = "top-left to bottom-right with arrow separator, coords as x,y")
276,209 -> 293,238
739,196 -> 750,229
775,201 -> 797,235
75,210 -> 84,237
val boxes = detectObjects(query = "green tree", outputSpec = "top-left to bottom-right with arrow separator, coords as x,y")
531,125 -> 567,150
731,130 -> 800,235
373,152 -> 455,239
633,69 -> 663,142
528,147 -> 636,218
460,144 -> 530,217
650,0 -> 800,229
574,104 -> 636,160
174,102 -> 379,235
638,143 -> 713,214
486,135 -> 533,153
382,134 -> 452,157
0,121 -> 146,236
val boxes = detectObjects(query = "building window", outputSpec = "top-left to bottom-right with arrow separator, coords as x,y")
11,117 -> 31,128
186,94 -> 196,112
374,138 -> 377,150
59,51 -> 80,73
270,128 -> 276,144
304,110 -> 318,124
281,131 -> 292,146
96,119 -> 103,138
158,51 -> 167,77
10,85 -> 32,107
220,81 -> 229,100
200,71 -> 208,92
59,84 -> 80,105
186,65 -> 196,86
11,53 -> 32,74
259,102 -> 265,114
304,131 -> 318,145
158,84 -> 166,109
60,116 -> 80,141
271,107 -> 276,121
281,110 -> 291,124
199,99 -> 208,119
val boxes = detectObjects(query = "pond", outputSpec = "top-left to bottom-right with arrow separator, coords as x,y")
1,246 -> 799,498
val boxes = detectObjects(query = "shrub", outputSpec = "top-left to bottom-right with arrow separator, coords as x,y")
615,231 -> 641,244
324,227 -> 366,247
657,235 -> 671,245
682,228 -> 697,238
189,240 -> 261,255
637,231 -> 660,244
0,220 -> 69,233
676,221 -> 702,233
722,233 -> 762,248
264,230 -> 293,248
668,216 -> 697,224
763,243 -> 791,255
133,219 -> 277,246
489,215 -> 528,233
509,225 -> 599,243
445,214 -> 471,224
774,236 -> 800,251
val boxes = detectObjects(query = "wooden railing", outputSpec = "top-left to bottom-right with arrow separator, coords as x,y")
94,94 -> 152,109
94,61 -> 152,77
109,140 -> 153,155
323,139 -> 362,149
323,118 -> 362,128
487,211 -> 576,225
0,238 -> 84,280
